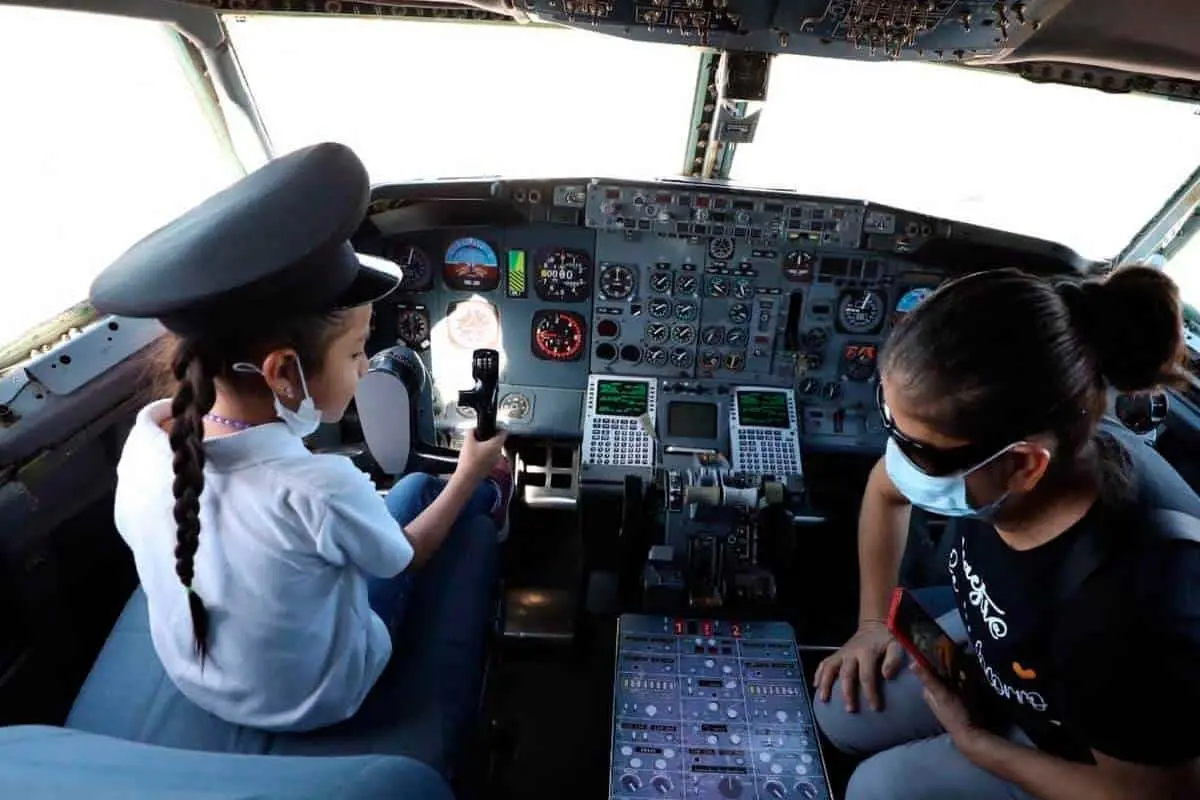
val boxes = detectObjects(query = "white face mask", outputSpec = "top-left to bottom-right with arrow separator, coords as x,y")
232,357 -> 323,438
884,438 -> 1016,520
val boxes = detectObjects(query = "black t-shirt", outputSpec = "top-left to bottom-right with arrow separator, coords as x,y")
948,424 -> 1200,766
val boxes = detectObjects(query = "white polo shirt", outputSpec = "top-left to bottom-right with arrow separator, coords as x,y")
113,399 -> 414,732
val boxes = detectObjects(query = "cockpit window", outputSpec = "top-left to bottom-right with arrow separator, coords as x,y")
226,16 -> 700,181
0,6 -> 242,349
731,56 -> 1200,260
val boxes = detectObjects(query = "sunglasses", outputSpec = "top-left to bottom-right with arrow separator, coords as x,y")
876,383 -> 1017,476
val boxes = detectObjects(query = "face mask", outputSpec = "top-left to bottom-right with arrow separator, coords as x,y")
884,438 -> 1014,520
232,357 -> 323,438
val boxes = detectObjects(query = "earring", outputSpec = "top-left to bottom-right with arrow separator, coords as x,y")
279,386 -> 293,398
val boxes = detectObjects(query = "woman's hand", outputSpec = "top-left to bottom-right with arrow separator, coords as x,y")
454,427 -> 509,484
910,661 -> 981,748
813,620 -> 907,712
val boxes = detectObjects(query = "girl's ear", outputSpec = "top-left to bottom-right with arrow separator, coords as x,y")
259,348 -> 300,397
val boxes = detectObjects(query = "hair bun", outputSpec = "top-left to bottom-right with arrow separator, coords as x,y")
1059,267 -> 1186,392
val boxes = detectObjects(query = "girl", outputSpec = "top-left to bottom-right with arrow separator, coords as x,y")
90,143 -> 510,756
811,267 -> 1200,799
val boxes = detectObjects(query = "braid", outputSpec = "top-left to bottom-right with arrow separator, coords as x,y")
168,342 -> 217,663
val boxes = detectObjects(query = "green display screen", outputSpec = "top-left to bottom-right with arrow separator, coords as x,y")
596,380 -> 648,417
736,390 -> 790,428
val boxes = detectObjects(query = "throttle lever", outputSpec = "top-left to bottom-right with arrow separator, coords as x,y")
457,348 -> 500,440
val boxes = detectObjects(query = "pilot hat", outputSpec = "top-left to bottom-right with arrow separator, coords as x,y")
89,142 -> 400,336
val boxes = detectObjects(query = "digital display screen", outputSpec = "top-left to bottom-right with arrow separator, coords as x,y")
736,391 -> 790,429
667,402 -> 718,439
507,249 -> 528,298
595,380 -> 649,417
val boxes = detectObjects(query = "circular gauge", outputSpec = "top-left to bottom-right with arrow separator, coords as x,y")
706,276 -> 730,297
599,263 -> 636,300
645,323 -> 669,344
650,272 -> 673,294
672,325 -> 695,345
644,347 -> 668,367
896,287 -> 934,314
701,326 -> 725,346
733,279 -> 755,300
675,274 -> 698,295
841,343 -> 878,382
709,237 -> 735,260
700,351 -> 721,370
674,300 -> 698,322
727,327 -> 749,346
534,248 -> 592,302
444,237 -> 500,291
838,290 -> 886,334
391,243 -> 432,291
396,307 -> 430,348
446,299 -> 500,351
728,304 -> 750,325
649,298 -> 673,319
500,393 -> 532,422
724,353 -> 746,372
783,250 -> 816,282
670,349 -> 693,369
531,310 -> 585,361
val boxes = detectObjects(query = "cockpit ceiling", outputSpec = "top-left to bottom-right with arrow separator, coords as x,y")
192,0 -> 1200,100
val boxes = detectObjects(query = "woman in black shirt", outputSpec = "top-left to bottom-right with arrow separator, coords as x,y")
813,266 -> 1200,799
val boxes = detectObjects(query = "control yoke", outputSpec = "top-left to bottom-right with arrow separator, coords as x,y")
458,348 -> 500,441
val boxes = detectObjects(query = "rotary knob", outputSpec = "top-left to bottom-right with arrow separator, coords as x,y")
619,773 -> 643,792
794,780 -> 819,799
651,775 -> 673,794
717,774 -> 744,798
764,779 -> 787,799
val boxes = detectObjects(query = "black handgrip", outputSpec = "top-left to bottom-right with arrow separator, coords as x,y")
458,348 -> 500,441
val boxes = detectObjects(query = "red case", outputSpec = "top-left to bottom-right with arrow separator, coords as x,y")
886,586 -> 958,682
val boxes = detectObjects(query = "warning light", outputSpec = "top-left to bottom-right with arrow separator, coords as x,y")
731,622 -> 743,638
701,620 -> 714,637
673,619 -> 685,636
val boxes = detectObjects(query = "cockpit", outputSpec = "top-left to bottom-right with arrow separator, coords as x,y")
3,1 -> 1200,798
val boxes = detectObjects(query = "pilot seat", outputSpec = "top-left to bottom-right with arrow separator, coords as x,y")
0,347 -> 507,799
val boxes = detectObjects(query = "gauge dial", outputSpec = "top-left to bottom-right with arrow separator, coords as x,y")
783,250 -> 816,282
706,276 -> 730,297
670,348 -> 693,369
732,279 -> 755,299
446,299 -> 500,351
895,287 -> 934,316
674,300 -> 698,322
499,393 -> 532,422
700,351 -> 721,370
701,326 -> 725,346
650,272 -> 673,294
649,298 -> 672,319
534,248 -> 592,303
728,304 -> 750,325
709,237 -> 735,260
396,307 -> 430,348
599,263 -> 636,300
444,237 -> 500,291
645,323 -> 669,344
391,244 -> 432,291
675,274 -> 698,295
723,352 -> 746,372
531,310 -> 585,361
726,327 -> 749,346
837,290 -> 886,334
644,347 -> 668,367
672,325 -> 695,345
841,343 -> 878,382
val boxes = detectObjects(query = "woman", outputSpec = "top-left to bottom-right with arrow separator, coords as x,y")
812,267 -> 1200,799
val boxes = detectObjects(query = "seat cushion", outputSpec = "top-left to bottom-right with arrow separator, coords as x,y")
0,725 -> 452,800
66,588 -> 453,768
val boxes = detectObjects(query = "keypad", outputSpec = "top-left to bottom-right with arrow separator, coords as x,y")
733,428 -> 801,476
585,416 -> 653,466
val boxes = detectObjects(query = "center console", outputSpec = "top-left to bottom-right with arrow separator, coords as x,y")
610,614 -> 831,800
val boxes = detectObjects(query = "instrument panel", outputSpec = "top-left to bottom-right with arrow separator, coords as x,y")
360,177 -> 1074,451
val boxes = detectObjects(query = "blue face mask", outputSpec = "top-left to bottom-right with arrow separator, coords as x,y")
232,357 -> 323,439
884,438 -> 1015,520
